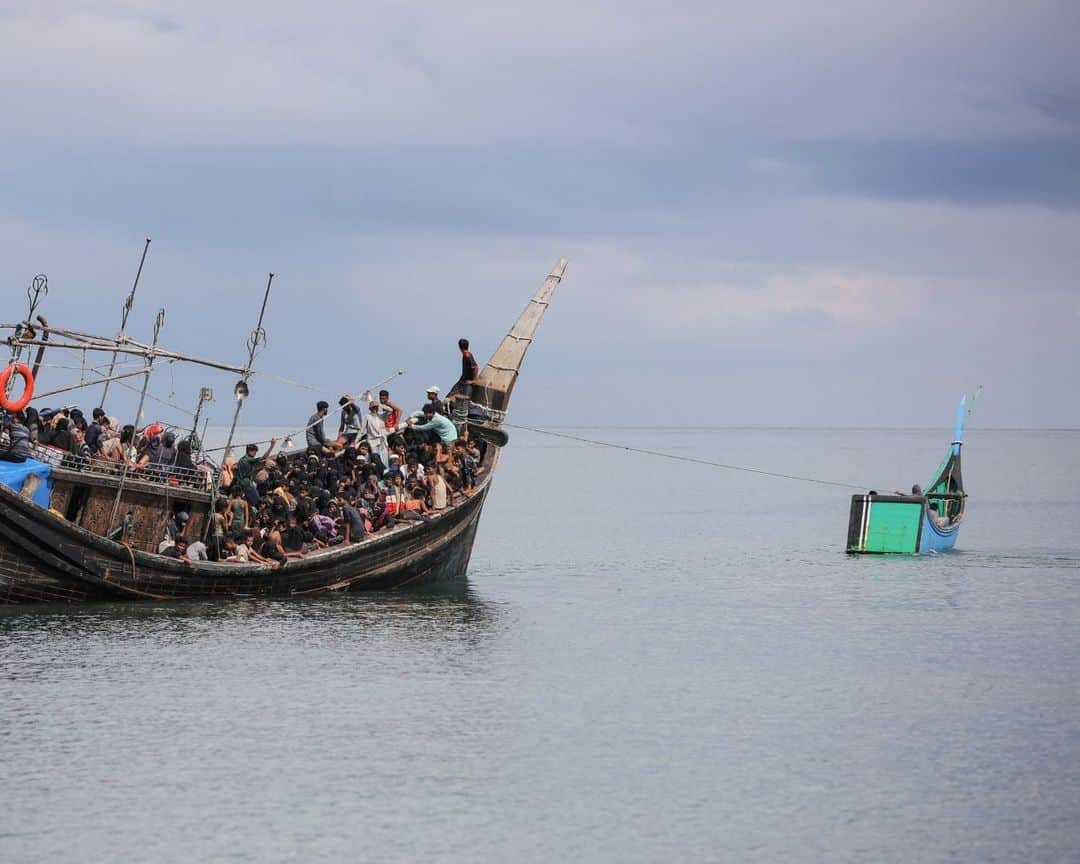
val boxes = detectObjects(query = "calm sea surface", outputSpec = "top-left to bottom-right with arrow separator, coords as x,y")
2,428 -> 1078,863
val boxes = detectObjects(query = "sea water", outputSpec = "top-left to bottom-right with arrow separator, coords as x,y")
1,429 -> 1077,862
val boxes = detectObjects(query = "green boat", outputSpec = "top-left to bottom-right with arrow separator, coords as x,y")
846,396 -> 972,554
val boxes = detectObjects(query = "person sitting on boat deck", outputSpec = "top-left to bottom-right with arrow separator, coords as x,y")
406,403 -> 457,448
42,414 -> 74,451
172,437 -> 199,485
263,520 -> 304,562
338,396 -> 362,446
465,438 -> 484,476
22,407 -> 41,445
339,496 -> 370,543
241,528 -> 280,567
368,486 -> 395,532
137,431 -> 175,476
67,423 -> 92,466
84,408 -> 107,456
323,504 -> 349,545
282,513 -> 307,554
161,535 -> 189,560
185,537 -> 209,562
928,501 -> 950,528
404,453 -> 425,482
403,486 -> 432,520
384,452 -> 405,481
0,410 -> 32,463
223,532 -> 248,563
100,423 -> 132,463
425,466 -> 449,511
383,471 -> 410,517
306,401 -> 339,457
70,409 -> 87,437
453,438 -> 477,495
96,416 -> 119,454
309,510 -> 337,543
236,438 -> 278,504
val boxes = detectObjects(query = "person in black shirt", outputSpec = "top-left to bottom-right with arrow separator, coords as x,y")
84,408 -> 107,456
282,513 -> 307,554
340,500 -> 369,543
458,338 -> 478,386
455,338 -> 479,420
162,536 -> 189,560
1,411 -> 32,463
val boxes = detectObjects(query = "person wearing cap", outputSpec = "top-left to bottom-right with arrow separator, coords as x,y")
384,452 -> 404,480
408,386 -> 445,423
424,386 -> 446,416
406,403 -> 457,446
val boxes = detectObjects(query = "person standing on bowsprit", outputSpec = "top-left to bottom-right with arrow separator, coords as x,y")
455,338 -> 479,421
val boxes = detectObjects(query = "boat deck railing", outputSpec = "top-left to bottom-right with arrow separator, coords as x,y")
0,432 -> 214,492
32,444 -> 214,491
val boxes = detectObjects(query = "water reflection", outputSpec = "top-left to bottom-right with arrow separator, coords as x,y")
0,577 -> 506,675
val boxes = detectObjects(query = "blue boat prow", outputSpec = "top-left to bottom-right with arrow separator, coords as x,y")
953,394 -> 967,456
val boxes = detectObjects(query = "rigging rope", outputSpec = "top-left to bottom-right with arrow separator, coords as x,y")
104,373 -> 197,418
503,424 -> 868,491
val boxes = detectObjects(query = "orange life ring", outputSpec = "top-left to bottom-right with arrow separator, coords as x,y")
0,363 -> 34,412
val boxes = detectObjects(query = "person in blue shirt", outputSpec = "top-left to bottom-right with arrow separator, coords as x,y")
407,404 -> 457,447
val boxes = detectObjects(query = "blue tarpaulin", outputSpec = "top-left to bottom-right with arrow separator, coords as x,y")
0,457 -> 53,508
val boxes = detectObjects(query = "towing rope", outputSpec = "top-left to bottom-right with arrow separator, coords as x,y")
504,424 -> 868,491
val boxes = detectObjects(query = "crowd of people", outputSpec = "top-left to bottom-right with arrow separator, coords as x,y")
0,404 -> 206,481
197,382 -> 484,566
1,337 -> 486,566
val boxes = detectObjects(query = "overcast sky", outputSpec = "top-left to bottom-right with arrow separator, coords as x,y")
2,1 -> 1077,430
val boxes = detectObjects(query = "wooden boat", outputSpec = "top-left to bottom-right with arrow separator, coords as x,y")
846,396 -> 970,554
0,259 -> 568,603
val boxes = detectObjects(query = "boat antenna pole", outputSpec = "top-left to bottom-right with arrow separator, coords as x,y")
203,273 -> 272,544
107,307 -> 165,536
100,237 -> 150,410
190,387 -> 213,454
5,275 -> 48,401
132,309 -> 166,433
219,272 -> 273,470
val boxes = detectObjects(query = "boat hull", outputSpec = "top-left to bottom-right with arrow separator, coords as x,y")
846,492 -> 961,554
919,510 -> 960,553
0,480 -> 490,604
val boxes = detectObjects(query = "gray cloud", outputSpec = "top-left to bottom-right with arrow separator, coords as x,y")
0,1 -> 1077,429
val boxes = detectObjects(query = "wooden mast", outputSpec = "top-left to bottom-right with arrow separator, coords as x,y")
471,258 -> 567,415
